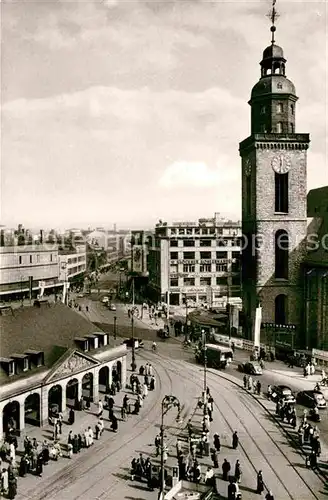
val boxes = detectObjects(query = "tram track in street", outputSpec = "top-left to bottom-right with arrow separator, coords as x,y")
24,358 -> 175,500
148,349 -> 324,500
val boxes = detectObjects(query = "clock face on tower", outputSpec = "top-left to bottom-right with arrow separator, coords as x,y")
271,153 -> 291,174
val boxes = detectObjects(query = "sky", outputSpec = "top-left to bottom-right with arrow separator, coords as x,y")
1,0 -> 327,230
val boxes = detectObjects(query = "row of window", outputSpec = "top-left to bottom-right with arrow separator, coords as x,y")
261,103 -> 294,115
170,239 -> 240,248
170,251 -> 240,260
170,277 -> 233,287
171,263 -> 239,273
259,123 -> 294,134
17,253 -> 55,265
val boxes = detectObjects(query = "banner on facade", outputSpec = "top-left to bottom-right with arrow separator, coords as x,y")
39,281 -> 46,298
254,305 -> 262,349
132,245 -> 143,274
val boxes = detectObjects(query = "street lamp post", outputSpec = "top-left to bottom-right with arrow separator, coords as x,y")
202,329 -> 207,414
131,312 -> 137,371
159,395 -> 181,500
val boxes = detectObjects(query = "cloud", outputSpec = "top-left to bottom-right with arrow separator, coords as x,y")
159,161 -> 220,188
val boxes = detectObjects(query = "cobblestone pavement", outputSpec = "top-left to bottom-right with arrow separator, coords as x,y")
8,342 -> 327,500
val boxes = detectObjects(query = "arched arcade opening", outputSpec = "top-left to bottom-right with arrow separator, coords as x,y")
98,366 -> 110,394
2,401 -> 20,436
82,373 -> 93,402
25,393 -> 40,427
66,378 -> 79,408
112,361 -> 122,384
48,384 -> 62,416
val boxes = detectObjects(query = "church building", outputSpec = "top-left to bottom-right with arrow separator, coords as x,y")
239,6 -> 310,348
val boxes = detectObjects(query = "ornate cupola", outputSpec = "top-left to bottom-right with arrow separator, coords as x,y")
249,2 -> 298,135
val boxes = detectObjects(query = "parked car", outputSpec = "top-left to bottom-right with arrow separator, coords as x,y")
296,390 -> 327,409
108,303 -> 116,311
123,338 -> 144,349
270,385 -> 296,404
157,329 -> 169,339
238,361 -> 262,375
102,296 -> 109,304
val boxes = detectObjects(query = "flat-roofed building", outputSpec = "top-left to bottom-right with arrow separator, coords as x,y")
148,213 -> 241,308
0,244 -> 60,299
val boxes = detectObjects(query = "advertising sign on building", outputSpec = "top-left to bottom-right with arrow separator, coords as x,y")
254,305 -> 262,349
132,245 -> 143,274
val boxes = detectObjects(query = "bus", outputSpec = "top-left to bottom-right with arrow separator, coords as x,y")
195,343 -> 233,369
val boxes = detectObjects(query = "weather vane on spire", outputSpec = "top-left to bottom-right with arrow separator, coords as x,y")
267,0 -> 280,44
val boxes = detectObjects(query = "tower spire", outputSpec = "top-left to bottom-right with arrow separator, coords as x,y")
267,0 -> 279,45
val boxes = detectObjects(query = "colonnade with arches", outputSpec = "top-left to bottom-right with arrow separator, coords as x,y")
0,358 -> 125,441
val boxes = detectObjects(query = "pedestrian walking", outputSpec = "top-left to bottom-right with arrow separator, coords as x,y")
211,449 -> 219,468
232,431 -> 239,450
256,380 -> 261,395
227,479 -> 239,500
155,434 -> 161,456
243,375 -> 247,389
222,458 -> 231,481
256,470 -> 264,494
97,400 -> 103,417
68,408 -> 75,425
214,433 -> 221,452
234,459 -> 242,483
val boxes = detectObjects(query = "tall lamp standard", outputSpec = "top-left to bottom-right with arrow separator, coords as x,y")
113,315 -> 117,340
201,328 -> 207,414
159,395 -> 181,500
130,310 -> 137,371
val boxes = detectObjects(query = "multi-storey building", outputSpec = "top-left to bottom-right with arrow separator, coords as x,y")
148,213 -> 241,307
0,244 -> 60,299
304,187 -> 328,350
58,244 -> 87,285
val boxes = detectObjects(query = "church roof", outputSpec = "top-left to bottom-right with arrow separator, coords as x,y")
262,44 -> 285,60
251,75 -> 296,100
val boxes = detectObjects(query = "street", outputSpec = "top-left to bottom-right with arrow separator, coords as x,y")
15,340 -> 327,500
13,271 -> 326,500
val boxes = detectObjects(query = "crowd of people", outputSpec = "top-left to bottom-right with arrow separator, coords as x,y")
0,364 -> 158,499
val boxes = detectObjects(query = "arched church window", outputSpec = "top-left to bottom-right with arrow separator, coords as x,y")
290,104 -> 294,115
290,123 -> 294,133
275,172 -> 288,213
276,103 -> 283,114
275,230 -> 289,279
275,294 -> 287,324
276,122 -> 282,133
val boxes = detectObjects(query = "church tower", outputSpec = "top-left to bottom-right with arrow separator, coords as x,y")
239,3 -> 310,346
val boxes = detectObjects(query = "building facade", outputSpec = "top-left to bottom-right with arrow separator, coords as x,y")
148,214 -> 241,307
0,244 -> 61,298
0,301 -> 127,441
304,187 -> 328,350
239,19 -> 310,346
58,244 -> 87,284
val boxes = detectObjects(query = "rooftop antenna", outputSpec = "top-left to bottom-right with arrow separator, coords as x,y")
267,0 -> 280,44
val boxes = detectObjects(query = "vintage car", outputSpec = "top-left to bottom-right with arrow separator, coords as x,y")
270,385 -> 296,404
238,361 -> 262,375
297,390 -> 327,409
